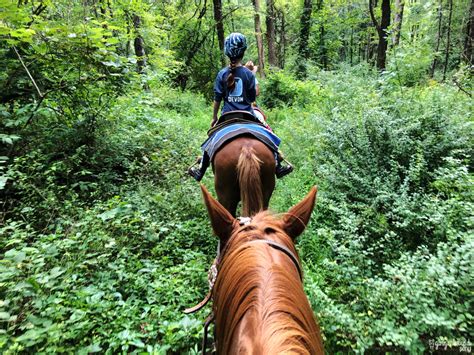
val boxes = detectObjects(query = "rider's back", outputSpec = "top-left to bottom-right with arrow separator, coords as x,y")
214,66 -> 256,115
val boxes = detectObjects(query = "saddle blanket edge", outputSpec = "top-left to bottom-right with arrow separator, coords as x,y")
201,123 -> 281,161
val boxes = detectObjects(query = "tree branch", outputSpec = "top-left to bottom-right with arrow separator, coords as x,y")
369,0 -> 381,32
23,94 -> 46,128
12,45 -> 44,98
453,78 -> 472,97
33,3 -> 47,16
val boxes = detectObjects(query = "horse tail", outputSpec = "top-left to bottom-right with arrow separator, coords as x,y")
237,146 -> 263,217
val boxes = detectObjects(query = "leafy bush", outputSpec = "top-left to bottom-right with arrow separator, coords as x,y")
272,71 -> 473,353
306,232 -> 472,353
386,40 -> 433,86
281,71 -> 474,265
259,70 -> 317,109
0,201 -> 211,353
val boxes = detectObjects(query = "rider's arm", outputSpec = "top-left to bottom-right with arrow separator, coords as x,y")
213,71 -> 224,127
212,100 -> 220,126
248,73 -> 256,103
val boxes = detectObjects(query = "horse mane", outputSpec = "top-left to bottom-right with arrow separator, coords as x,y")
237,146 -> 263,217
213,211 -> 324,354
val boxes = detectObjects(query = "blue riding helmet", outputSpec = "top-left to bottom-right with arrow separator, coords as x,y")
224,33 -> 247,59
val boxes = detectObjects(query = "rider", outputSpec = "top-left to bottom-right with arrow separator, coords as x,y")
188,32 -> 292,181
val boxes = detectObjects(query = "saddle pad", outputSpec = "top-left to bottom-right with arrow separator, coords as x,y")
201,123 -> 281,161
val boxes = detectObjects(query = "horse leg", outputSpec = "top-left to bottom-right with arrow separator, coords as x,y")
213,163 -> 240,217
262,178 -> 275,210
215,187 -> 239,217
260,155 -> 276,210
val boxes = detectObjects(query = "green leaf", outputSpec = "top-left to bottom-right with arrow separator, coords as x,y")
0,176 -> 7,190
10,28 -> 36,43
0,312 -> 10,321
0,134 -> 20,145
4,249 -> 26,263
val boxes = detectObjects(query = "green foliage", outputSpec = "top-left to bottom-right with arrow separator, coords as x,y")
2,65 -> 472,354
1,86 -> 213,353
387,40 -> 434,86
1,0 -> 472,352
0,199 -> 211,353
271,68 -> 473,353
316,93 -> 470,257
306,234 -> 472,353
259,70 -> 317,109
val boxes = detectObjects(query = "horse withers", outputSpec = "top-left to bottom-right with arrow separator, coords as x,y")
201,184 -> 324,354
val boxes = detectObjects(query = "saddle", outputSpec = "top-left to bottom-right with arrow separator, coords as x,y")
208,110 -> 263,136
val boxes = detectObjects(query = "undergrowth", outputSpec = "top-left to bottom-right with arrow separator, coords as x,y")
1,69 -> 472,353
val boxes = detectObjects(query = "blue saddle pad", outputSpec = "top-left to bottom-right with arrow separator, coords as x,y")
201,123 -> 281,161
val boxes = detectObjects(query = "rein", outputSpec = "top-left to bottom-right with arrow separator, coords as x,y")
184,217 -> 303,354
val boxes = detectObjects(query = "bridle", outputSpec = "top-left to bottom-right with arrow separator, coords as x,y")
243,239 -> 302,280
184,217 -> 303,354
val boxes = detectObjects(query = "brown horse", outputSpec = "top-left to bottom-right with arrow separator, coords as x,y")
212,136 -> 276,217
201,184 -> 324,354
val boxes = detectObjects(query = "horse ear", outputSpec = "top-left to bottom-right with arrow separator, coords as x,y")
201,184 -> 238,242
282,186 -> 318,240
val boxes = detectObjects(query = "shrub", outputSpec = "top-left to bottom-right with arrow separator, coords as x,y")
270,70 -> 472,352
259,70 -> 317,109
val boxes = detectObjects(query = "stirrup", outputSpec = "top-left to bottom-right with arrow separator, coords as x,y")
276,160 -> 293,179
188,166 -> 203,181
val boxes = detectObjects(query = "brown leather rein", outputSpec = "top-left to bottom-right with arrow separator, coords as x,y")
184,217 -> 303,354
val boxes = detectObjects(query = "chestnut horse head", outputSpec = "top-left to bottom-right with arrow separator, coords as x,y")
212,136 -> 276,217
201,185 -> 324,354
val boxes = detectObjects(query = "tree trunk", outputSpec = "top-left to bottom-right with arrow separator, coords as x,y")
317,0 -> 327,69
276,7 -> 287,68
318,0 -> 329,70
133,14 -> 147,74
133,14 -> 149,91
369,0 -> 391,71
430,0 -> 443,78
463,0 -> 474,65
266,0 -> 278,67
126,13 -> 131,57
297,0 -> 313,77
213,0 -> 225,66
350,28 -> 354,65
366,30 -> 376,63
442,0 -> 453,81
252,0 -> 265,77
320,24 -> 327,69
392,0 -> 404,46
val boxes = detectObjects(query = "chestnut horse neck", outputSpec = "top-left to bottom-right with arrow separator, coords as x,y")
213,212 -> 324,355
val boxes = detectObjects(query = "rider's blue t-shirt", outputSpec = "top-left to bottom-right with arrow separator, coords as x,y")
214,66 -> 256,115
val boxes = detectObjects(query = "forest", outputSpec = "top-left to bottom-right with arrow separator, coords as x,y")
1,0 -> 473,353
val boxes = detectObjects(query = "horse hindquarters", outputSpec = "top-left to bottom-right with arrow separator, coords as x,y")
213,137 -> 275,217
